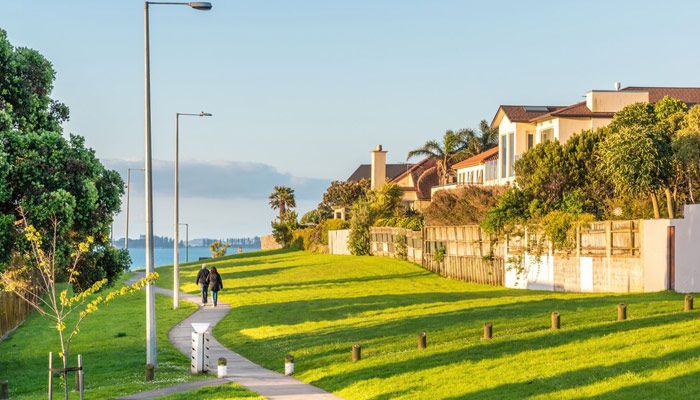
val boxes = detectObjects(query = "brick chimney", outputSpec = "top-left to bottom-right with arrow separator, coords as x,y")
370,144 -> 387,190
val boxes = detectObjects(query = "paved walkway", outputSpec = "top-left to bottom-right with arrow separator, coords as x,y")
118,274 -> 343,400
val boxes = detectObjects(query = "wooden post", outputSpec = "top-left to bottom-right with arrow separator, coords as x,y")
618,303 -> 627,321
145,364 -> 155,382
417,332 -> 426,349
78,354 -> 84,400
685,295 -> 693,311
551,312 -> 560,330
352,344 -> 361,362
483,323 -> 492,340
0,380 -> 8,400
48,352 -> 53,400
668,226 -> 676,290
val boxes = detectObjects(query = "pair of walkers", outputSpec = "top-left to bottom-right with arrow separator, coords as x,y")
195,264 -> 224,307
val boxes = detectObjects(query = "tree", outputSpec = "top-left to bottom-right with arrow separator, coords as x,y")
0,29 -> 128,287
209,241 -> 230,258
317,179 -> 370,217
268,186 -> 296,218
598,125 -> 673,218
407,129 -> 478,185
348,200 -> 374,256
425,185 -> 505,226
368,183 -> 403,218
475,119 -> 499,152
271,210 -> 299,247
300,209 -> 324,225
0,210 -> 156,400
675,105 -> 700,203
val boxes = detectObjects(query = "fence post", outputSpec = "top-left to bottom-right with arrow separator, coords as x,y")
417,332 -> 426,349
551,312 -> 560,330
78,354 -> 84,400
48,352 -> 53,400
352,344 -> 361,361
483,323 -> 492,340
618,303 -> 627,321
685,295 -> 693,311
145,364 -> 155,382
0,380 -> 8,400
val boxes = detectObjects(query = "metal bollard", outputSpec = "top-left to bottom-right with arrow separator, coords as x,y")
483,323 -> 492,340
145,364 -> 155,382
551,312 -> 560,330
417,332 -> 427,349
685,295 -> 693,311
618,303 -> 627,321
352,344 -> 361,362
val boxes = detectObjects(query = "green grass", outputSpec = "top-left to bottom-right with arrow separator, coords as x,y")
156,249 -> 700,399
0,273 -> 206,399
156,383 -> 264,399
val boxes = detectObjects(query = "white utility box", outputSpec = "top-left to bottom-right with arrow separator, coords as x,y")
190,323 -> 211,374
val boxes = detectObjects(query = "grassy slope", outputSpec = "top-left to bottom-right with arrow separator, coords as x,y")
157,383 -> 264,400
157,250 -> 700,400
0,273 -> 206,399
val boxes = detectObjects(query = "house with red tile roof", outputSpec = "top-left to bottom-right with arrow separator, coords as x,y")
431,146 -> 499,196
488,85 -> 700,186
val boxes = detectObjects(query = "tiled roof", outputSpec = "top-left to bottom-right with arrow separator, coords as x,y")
390,158 -> 438,201
347,163 -> 412,182
496,105 -> 564,124
621,86 -> 700,104
452,146 -> 499,170
530,101 -> 615,121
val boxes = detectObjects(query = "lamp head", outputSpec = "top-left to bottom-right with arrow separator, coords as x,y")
200,112 -> 213,117
188,2 -> 212,10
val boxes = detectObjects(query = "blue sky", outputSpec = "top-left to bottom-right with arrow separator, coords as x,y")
2,1 -> 700,238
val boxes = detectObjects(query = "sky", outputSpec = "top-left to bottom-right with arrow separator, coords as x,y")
2,1 -> 700,239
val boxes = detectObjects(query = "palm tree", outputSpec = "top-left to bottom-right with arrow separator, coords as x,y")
407,129 -> 478,185
269,186 -> 296,218
476,119 -> 499,151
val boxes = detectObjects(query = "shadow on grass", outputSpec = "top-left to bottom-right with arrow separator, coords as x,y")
307,311 -> 698,392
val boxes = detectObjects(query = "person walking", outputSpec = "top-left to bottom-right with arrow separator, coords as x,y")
208,266 -> 223,307
195,263 -> 210,305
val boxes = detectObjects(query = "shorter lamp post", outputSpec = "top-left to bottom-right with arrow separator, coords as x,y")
180,223 -> 189,262
125,167 -> 145,250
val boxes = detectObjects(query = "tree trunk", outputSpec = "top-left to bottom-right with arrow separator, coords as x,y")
665,187 -> 675,219
650,192 -> 661,219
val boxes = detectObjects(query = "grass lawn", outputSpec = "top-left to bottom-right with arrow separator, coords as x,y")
157,249 -> 700,400
0,273 -> 207,399
157,383 -> 264,400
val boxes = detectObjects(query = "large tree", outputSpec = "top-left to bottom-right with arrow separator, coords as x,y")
408,129 -> 476,185
0,29 -> 128,288
317,179 -> 370,217
268,186 -> 296,218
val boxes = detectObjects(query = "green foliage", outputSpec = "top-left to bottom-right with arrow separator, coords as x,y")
433,245 -> 446,264
320,219 -> 349,245
482,188 -> 530,234
368,183 -> 404,218
540,211 -> 594,252
268,186 -> 296,218
271,211 -> 299,247
425,185 -> 505,226
0,30 -> 127,286
348,200 -> 374,256
393,233 -> 408,261
75,246 -> 132,290
290,228 -> 316,251
373,216 -> 424,231
318,179 -> 370,216
300,209 -> 324,225
209,241 -> 231,258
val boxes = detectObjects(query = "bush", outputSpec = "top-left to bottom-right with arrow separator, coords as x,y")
290,228 -> 315,251
425,186 -> 505,226
348,200 -> 374,256
373,216 -> 424,231
320,219 -> 350,245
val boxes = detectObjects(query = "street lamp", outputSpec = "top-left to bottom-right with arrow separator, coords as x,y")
125,168 -> 145,250
143,0 -> 212,370
174,112 -> 211,309
180,223 -> 189,262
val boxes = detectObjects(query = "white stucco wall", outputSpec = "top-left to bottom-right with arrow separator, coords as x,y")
641,218 -> 671,292
671,205 -> 700,292
505,253 -> 555,290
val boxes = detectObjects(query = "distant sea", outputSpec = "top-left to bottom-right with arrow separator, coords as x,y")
124,246 -> 261,270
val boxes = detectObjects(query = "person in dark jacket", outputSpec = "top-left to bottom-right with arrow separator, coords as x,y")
208,266 -> 223,307
195,264 -> 210,304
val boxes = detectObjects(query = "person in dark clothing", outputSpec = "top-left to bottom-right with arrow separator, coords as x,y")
208,266 -> 223,307
195,264 -> 210,304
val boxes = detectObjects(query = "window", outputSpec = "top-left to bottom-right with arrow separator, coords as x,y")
500,136 -> 507,178
527,132 -> 534,150
540,128 -> 554,142
508,132 -> 515,177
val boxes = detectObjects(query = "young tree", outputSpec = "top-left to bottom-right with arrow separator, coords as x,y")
271,211 -> 299,246
268,186 -> 296,218
348,200 -> 374,256
0,210 -> 157,400
675,105 -> 700,203
209,241 -> 230,258
317,179 -> 370,217
368,183 -> 404,218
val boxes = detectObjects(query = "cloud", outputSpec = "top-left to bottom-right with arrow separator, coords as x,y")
102,158 -> 330,201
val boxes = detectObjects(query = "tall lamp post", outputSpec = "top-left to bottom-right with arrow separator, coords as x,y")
144,0 -> 212,369
125,167 -> 145,250
180,223 -> 189,262
174,112 -> 211,310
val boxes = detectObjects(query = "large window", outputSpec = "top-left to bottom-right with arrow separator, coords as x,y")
500,136 -> 507,178
540,128 -> 554,142
508,132 -> 515,177
527,132 -> 534,150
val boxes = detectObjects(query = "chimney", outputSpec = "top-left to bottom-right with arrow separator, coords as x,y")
614,82 -> 621,91
370,144 -> 387,190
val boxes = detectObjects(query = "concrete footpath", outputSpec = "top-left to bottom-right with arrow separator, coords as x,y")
116,274 -> 343,400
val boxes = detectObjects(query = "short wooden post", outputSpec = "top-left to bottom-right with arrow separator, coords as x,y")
618,303 -> 627,321
551,312 -> 560,330
0,380 -> 9,400
145,364 -> 155,382
352,344 -> 361,362
238,246 -> 242,254
483,323 -> 492,340
685,295 -> 693,311
48,352 -> 53,400
78,354 -> 84,400
417,332 -> 426,349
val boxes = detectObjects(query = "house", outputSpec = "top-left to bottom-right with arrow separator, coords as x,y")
431,146 -> 499,197
489,85 -> 700,186
335,145 -> 438,218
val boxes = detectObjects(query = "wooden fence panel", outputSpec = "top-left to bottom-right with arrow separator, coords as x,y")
0,290 -> 35,341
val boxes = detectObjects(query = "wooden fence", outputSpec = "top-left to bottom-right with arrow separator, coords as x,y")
369,227 -> 422,263
423,226 -> 505,286
1,290 -> 35,341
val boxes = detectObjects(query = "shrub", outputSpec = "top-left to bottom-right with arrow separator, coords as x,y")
348,200 -> 374,256
426,185 -> 505,226
321,219 -> 350,245
290,228 -> 315,251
